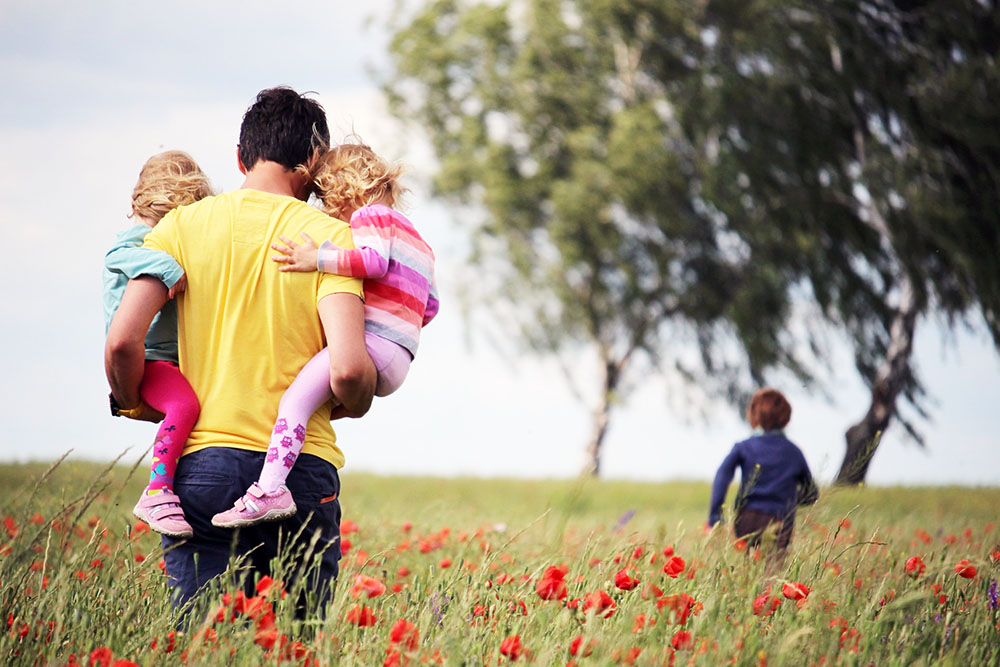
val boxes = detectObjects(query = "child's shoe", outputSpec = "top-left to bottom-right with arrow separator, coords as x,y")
211,483 -> 297,528
133,488 -> 193,539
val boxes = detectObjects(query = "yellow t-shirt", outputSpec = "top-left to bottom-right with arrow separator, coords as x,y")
144,189 -> 362,468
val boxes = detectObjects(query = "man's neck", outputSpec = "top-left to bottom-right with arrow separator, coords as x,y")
240,161 -> 308,200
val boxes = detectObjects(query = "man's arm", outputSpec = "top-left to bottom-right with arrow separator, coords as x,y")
318,292 -> 376,418
105,276 -> 169,409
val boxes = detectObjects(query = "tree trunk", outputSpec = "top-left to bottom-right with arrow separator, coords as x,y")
582,357 -> 620,477
835,275 -> 919,485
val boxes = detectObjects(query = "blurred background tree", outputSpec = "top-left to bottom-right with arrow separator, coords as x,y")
381,0 -> 1000,480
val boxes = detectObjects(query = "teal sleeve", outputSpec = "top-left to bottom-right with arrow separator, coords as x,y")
104,244 -> 184,288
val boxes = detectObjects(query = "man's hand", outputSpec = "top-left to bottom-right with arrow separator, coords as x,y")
106,276 -> 169,409
272,233 -> 319,272
114,398 -> 165,423
167,273 -> 187,300
318,293 -> 376,417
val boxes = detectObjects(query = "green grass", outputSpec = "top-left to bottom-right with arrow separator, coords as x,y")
1,459 -> 998,665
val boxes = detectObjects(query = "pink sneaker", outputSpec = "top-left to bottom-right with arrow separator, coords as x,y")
133,489 -> 193,539
211,483 -> 297,528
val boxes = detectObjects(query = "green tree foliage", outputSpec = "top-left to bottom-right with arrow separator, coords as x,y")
381,0 -> 1000,478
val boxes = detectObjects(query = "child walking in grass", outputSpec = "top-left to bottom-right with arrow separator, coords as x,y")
707,388 -> 819,557
212,141 -> 439,527
104,151 -> 213,538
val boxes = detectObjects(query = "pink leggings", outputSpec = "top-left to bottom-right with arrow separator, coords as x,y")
139,360 -> 200,492
256,334 -> 410,492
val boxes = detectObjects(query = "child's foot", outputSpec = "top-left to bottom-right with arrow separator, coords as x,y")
133,488 -> 193,539
211,483 -> 296,528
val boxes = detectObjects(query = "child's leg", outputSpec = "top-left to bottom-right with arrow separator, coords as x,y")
366,334 -> 412,397
139,360 -> 200,494
257,349 -> 334,493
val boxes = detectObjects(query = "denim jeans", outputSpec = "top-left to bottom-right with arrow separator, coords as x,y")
161,447 -> 342,613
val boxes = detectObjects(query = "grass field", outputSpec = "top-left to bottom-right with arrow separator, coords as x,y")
1,457 -> 998,665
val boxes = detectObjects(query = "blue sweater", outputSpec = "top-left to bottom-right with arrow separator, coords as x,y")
708,431 -> 818,526
103,223 -> 185,362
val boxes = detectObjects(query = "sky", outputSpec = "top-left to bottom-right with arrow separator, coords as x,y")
0,1 -> 998,487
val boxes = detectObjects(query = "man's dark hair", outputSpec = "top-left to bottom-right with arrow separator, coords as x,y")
238,87 -> 330,171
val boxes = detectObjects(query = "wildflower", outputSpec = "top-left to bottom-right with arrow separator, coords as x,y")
535,565 -> 568,601
782,582 -> 811,601
346,605 -> 377,627
905,556 -> 926,578
658,593 -> 702,625
624,647 -> 642,664
402,521 -> 412,532
614,568 -> 640,591
569,636 -> 596,657
987,580 -> 998,610
256,575 -> 285,598
734,539 -> 748,552
389,618 -> 420,651
350,574 -> 387,599
641,583 -> 663,600
954,559 -> 977,579
439,557 -> 452,568
633,613 -> 652,633
663,556 -> 685,578
582,590 -> 617,618
89,647 -> 113,667
671,630 -> 694,650
752,593 -> 782,616
499,635 -> 523,661
398,566 -> 410,577
342,518 -> 359,534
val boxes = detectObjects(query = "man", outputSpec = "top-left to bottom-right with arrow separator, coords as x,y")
105,87 -> 376,611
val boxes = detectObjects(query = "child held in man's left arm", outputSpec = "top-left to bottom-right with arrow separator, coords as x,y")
104,150 -> 214,538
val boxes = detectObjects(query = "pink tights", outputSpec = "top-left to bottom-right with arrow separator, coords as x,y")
257,335 -> 411,493
139,360 -> 200,493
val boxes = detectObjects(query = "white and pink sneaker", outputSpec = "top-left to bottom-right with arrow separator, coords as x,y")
211,483 -> 297,528
133,488 -> 193,538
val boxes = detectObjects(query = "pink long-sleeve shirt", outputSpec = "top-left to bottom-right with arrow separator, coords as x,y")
317,204 -> 439,357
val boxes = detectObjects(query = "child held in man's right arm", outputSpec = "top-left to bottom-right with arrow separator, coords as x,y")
211,142 -> 438,528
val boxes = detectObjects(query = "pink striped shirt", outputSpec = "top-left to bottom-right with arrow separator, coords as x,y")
317,204 -> 438,356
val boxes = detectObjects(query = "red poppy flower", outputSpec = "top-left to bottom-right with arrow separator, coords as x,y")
256,575 -> 286,598
499,635 -> 523,661
782,582 -> 811,601
752,593 -> 782,616
89,647 -> 113,667
389,618 -> 420,651
614,568 -> 640,591
346,605 -> 377,626
663,556 -> 686,578
954,559 -> 977,579
568,635 -> 595,657
658,593 -> 702,625
350,574 -> 387,599
671,630 -> 694,650
641,583 -> 663,600
904,556 -> 926,578
582,590 -> 617,618
535,565 -> 568,601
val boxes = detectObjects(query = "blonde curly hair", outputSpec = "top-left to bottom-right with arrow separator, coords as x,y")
305,141 -> 406,221
130,150 -> 214,224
